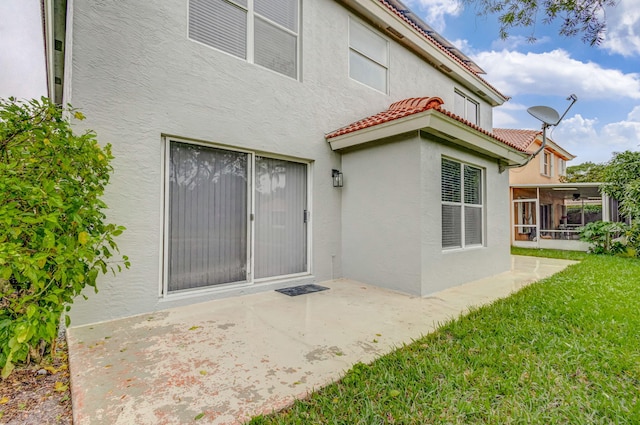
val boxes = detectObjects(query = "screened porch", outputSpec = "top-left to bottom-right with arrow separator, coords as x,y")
511,183 -> 622,251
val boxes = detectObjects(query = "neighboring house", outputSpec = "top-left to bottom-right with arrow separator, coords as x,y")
495,128 -> 619,250
43,0 -> 529,326
495,129 -> 575,185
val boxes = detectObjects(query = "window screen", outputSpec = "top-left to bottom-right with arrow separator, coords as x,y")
441,158 -> 484,249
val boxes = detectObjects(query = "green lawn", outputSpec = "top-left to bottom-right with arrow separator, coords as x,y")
250,253 -> 640,424
510,246 -> 590,261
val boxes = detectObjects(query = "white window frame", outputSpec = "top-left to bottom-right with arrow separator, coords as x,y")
441,157 -> 485,251
188,0 -> 301,79
348,17 -> 389,93
454,90 -> 479,125
541,151 -> 552,177
161,137 -> 312,297
559,158 -> 566,177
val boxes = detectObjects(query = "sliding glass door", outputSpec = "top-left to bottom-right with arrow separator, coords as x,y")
254,157 -> 307,279
167,142 -> 249,291
166,140 -> 308,293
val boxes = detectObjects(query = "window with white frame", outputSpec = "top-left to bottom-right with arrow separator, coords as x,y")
559,158 -> 566,177
188,0 -> 299,79
454,90 -> 479,125
165,139 -> 309,294
541,151 -> 552,176
441,158 -> 484,249
349,18 -> 389,93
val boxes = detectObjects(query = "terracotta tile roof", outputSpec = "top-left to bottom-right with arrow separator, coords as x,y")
326,97 -> 443,138
379,0 -> 508,101
493,128 -> 541,152
325,97 -> 528,153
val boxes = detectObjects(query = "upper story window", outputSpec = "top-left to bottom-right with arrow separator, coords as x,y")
558,158 -> 566,177
454,90 -> 479,125
188,0 -> 299,79
540,151 -> 553,177
349,18 -> 389,93
441,157 -> 484,250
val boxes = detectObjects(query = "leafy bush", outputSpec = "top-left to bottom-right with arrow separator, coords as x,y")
578,221 -> 628,255
0,97 -> 129,378
602,151 -> 640,220
566,204 -> 602,214
625,222 -> 640,258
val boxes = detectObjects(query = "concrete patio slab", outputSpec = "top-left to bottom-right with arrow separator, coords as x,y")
66,255 -> 576,424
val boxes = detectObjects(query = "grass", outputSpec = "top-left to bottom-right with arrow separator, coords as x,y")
250,252 -> 640,424
510,246 -> 590,261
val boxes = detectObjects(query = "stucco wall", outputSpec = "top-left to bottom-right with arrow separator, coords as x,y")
341,134 -> 423,294
419,137 -> 511,294
64,0 -> 499,325
509,147 -> 564,185
341,133 -> 511,296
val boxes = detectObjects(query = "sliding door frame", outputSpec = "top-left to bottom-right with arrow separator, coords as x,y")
161,136 -> 312,297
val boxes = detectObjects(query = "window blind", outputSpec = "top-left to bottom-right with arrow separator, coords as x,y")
255,0 -> 298,32
254,17 -> 297,78
168,143 -> 249,291
189,0 -> 247,59
254,157 -> 307,278
349,19 -> 388,92
189,0 -> 299,79
441,158 -> 484,249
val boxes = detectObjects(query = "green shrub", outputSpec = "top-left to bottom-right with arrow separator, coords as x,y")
625,222 -> 640,257
578,221 -> 627,255
0,97 -> 129,378
566,204 -> 602,214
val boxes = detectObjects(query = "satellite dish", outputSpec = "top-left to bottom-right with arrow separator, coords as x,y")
527,106 -> 560,126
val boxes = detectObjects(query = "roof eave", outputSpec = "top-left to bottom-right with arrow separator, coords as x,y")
531,136 -> 576,160
327,109 -> 529,166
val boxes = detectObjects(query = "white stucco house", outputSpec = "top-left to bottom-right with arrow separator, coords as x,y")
43,0 -> 529,326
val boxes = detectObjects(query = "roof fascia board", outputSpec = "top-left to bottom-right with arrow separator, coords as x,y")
423,112 -> 529,165
328,109 -> 529,165
511,182 -> 603,188
532,136 -> 575,160
328,114 -> 424,150
337,0 -> 506,106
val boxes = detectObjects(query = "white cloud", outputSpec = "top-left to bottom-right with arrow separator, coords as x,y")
404,0 -> 462,32
493,109 -> 519,127
552,112 -> 640,164
450,38 -> 474,54
473,49 -> 640,100
497,102 -> 528,111
627,105 -> 640,121
492,102 -> 528,127
601,1 -> 640,57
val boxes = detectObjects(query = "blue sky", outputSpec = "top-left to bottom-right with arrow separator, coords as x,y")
1,0 -> 639,165
403,0 -> 640,165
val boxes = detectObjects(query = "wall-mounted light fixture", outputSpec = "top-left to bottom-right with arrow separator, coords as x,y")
332,169 -> 343,188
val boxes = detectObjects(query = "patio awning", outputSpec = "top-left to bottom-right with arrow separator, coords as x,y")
511,183 -> 603,199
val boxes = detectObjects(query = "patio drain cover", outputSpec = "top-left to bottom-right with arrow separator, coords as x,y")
275,284 -> 329,297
